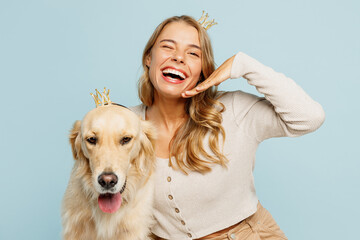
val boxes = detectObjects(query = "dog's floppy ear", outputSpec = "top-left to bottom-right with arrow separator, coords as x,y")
141,120 -> 157,152
135,120 -> 157,177
69,120 -> 86,161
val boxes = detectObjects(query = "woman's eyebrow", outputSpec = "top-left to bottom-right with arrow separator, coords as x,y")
160,39 -> 201,50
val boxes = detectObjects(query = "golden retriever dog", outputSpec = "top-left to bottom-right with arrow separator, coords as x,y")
62,104 -> 156,240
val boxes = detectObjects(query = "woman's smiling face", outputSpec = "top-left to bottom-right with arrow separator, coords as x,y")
146,21 -> 202,100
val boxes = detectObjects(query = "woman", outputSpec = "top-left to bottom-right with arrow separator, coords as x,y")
131,15 -> 325,240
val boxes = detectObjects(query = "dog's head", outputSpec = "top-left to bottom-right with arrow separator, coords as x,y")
69,105 -> 156,213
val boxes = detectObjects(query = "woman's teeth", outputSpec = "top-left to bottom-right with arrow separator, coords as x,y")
162,68 -> 186,80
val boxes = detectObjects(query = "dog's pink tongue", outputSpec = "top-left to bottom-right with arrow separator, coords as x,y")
98,193 -> 122,213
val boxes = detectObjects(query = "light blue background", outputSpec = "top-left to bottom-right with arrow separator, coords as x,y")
0,0 -> 359,239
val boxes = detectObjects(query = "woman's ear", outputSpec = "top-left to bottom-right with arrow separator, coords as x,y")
145,54 -> 151,68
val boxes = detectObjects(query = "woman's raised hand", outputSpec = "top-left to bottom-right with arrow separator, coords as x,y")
182,55 -> 235,98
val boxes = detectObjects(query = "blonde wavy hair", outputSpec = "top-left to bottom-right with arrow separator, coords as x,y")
138,15 -> 228,174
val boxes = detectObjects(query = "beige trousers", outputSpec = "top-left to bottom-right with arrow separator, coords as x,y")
202,202 -> 288,240
152,202 -> 288,240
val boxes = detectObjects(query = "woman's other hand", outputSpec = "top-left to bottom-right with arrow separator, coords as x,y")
182,55 -> 235,98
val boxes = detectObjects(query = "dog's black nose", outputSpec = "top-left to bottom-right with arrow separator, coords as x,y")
98,172 -> 118,189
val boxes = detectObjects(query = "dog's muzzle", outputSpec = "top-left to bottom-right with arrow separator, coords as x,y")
97,174 -> 127,213
119,178 -> 127,194
98,172 -> 127,194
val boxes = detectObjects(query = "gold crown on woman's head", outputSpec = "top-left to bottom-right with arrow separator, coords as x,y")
198,10 -> 217,30
90,87 -> 112,107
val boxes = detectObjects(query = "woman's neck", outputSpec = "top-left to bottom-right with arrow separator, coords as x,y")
146,94 -> 188,132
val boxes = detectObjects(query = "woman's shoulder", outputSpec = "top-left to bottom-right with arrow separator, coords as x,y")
129,104 -> 146,120
217,90 -> 264,123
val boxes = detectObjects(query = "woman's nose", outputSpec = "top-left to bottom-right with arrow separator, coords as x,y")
171,51 -> 185,64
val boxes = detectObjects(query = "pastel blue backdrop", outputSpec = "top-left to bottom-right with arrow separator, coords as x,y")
1,0 -> 359,239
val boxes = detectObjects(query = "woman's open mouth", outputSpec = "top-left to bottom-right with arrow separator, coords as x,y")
161,67 -> 187,84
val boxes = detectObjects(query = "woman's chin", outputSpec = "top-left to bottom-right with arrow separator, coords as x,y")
160,91 -> 186,100
155,87 -> 188,101
152,78 -> 197,100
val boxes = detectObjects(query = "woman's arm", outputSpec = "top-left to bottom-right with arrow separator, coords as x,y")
183,52 -> 325,141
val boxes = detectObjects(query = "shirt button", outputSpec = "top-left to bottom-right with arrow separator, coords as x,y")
181,220 -> 186,225
167,176 -> 171,182
187,233 -> 192,238
168,195 -> 173,200
230,233 -> 236,239
175,208 -> 180,213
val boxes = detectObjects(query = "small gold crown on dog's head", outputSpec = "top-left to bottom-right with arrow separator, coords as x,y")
198,10 -> 217,31
90,87 -> 112,107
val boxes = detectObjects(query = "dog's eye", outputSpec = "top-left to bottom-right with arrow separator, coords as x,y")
120,137 -> 132,145
87,137 -> 97,145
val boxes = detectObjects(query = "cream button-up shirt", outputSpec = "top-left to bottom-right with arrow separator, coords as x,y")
131,52 -> 325,239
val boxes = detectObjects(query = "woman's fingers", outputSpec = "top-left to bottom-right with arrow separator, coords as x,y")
182,77 -> 219,98
182,55 -> 235,98
197,77 -> 220,91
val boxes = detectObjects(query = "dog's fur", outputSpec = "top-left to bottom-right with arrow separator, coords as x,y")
62,105 -> 156,240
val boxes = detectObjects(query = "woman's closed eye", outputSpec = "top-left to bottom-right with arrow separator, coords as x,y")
189,52 -> 200,57
161,45 -> 173,49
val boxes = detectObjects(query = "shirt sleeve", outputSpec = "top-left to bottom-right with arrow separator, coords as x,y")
230,52 -> 325,142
